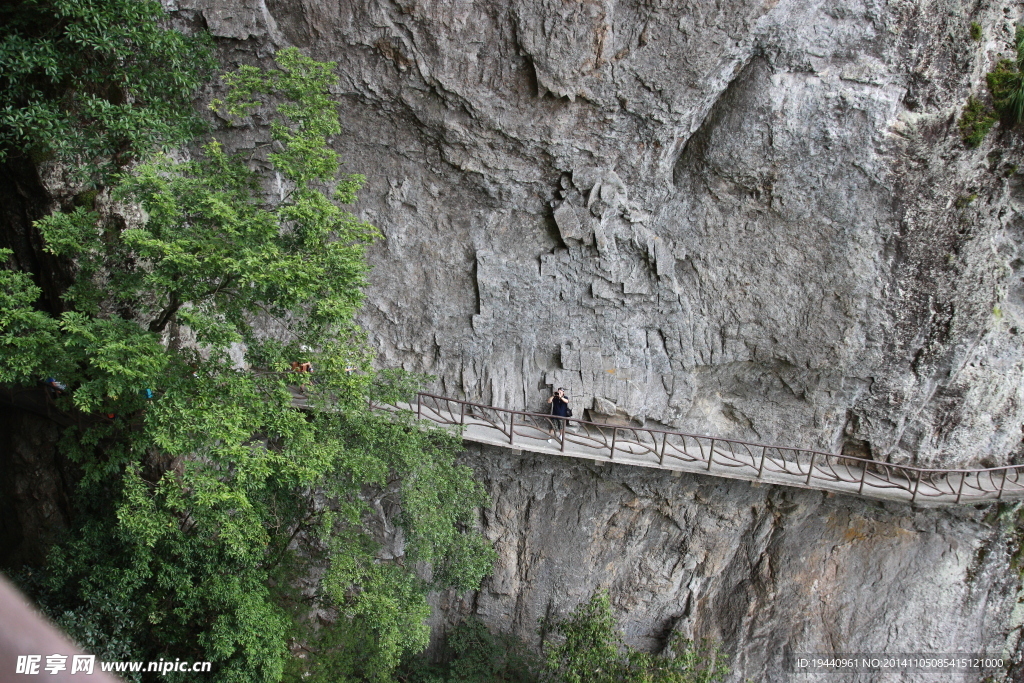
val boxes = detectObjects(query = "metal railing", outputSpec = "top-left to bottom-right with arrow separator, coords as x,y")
9,381 -> 1023,506
370,393 -> 1024,506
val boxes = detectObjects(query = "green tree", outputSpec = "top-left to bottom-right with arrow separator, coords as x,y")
1,11 -> 494,681
0,0 -> 213,176
542,592 -> 730,683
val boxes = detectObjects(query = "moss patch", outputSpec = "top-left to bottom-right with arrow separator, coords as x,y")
960,97 -> 997,147
955,192 -> 979,208
73,190 -> 98,209
971,21 -> 983,41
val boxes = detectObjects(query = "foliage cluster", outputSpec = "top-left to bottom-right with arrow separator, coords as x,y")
971,22 -> 983,42
398,618 -> 541,683
541,592 -> 729,683
958,25 -> 1024,148
398,593 -> 730,683
1,3 -> 495,682
986,27 -> 1024,126
959,97 -> 997,148
0,0 -> 214,177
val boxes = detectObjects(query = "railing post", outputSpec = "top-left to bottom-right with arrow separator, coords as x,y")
368,393 -> 1024,507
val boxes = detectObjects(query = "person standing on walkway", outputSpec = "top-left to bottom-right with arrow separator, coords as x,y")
547,387 -> 570,440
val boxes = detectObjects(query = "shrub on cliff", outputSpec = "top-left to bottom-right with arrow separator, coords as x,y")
541,592 -> 730,683
0,5 -> 494,681
986,26 -> 1024,126
397,594 -> 730,683
395,618 -> 541,683
958,25 -> 1024,148
959,97 -> 997,148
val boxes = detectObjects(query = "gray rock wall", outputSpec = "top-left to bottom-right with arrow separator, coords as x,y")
431,445 -> 1019,682
169,0 -> 1024,469
160,0 -> 1024,677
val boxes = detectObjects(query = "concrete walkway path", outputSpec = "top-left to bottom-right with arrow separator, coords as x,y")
370,393 -> 1024,507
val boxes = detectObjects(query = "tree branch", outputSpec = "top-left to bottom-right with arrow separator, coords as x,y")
149,291 -> 181,333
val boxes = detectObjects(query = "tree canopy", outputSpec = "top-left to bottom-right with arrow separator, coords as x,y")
0,0 -> 213,177
0,3 -> 494,681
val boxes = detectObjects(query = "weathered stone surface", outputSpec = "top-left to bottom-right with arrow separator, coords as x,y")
0,410 -> 74,568
431,446 -> 1020,681
155,0 -> 1024,675
167,0 -> 1024,470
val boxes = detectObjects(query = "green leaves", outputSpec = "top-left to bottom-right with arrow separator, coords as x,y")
3,34 -> 495,683
0,0 -> 214,178
215,49 -> 342,184
542,592 -> 731,683
0,249 -> 62,383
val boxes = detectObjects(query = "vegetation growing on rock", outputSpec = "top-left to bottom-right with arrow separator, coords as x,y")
397,594 -> 729,683
959,96 -> 997,147
541,592 -> 729,683
958,25 -> 1024,148
986,27 -> 1024,125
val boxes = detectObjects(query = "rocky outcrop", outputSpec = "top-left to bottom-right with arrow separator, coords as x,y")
166,0 -> 1024,470
431,445 -> 1021,682
134,0 -> 1024,676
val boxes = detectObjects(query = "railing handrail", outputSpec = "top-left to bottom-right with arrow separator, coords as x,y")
413,392 -> 1024,478
9,382 -> 1022,504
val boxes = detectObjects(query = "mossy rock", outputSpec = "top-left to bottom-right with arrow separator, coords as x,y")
73,190 -> 99,209
959,96 -> 997,147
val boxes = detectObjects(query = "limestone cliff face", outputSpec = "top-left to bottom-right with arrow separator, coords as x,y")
170,0 -> 1024,470
433,446 -> 1019,681
160,0 -> 1024,677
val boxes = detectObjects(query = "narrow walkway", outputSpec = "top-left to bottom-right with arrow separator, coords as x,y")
7,383 -> 1021,507
371,393 -> 1024,507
